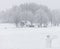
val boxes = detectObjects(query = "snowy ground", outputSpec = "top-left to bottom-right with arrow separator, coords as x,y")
0,23 -> 60,49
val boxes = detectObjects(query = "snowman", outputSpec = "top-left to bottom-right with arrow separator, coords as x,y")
45,35 -> 57,48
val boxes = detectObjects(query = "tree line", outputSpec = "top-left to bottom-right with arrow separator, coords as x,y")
0,3 -> 60,27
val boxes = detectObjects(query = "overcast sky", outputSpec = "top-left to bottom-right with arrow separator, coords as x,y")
0,0 -> 60,11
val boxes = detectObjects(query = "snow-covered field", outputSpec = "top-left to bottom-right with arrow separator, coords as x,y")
0,23 -> 60,49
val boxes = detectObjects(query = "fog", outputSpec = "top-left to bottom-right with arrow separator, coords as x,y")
0,0 -> 60,11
